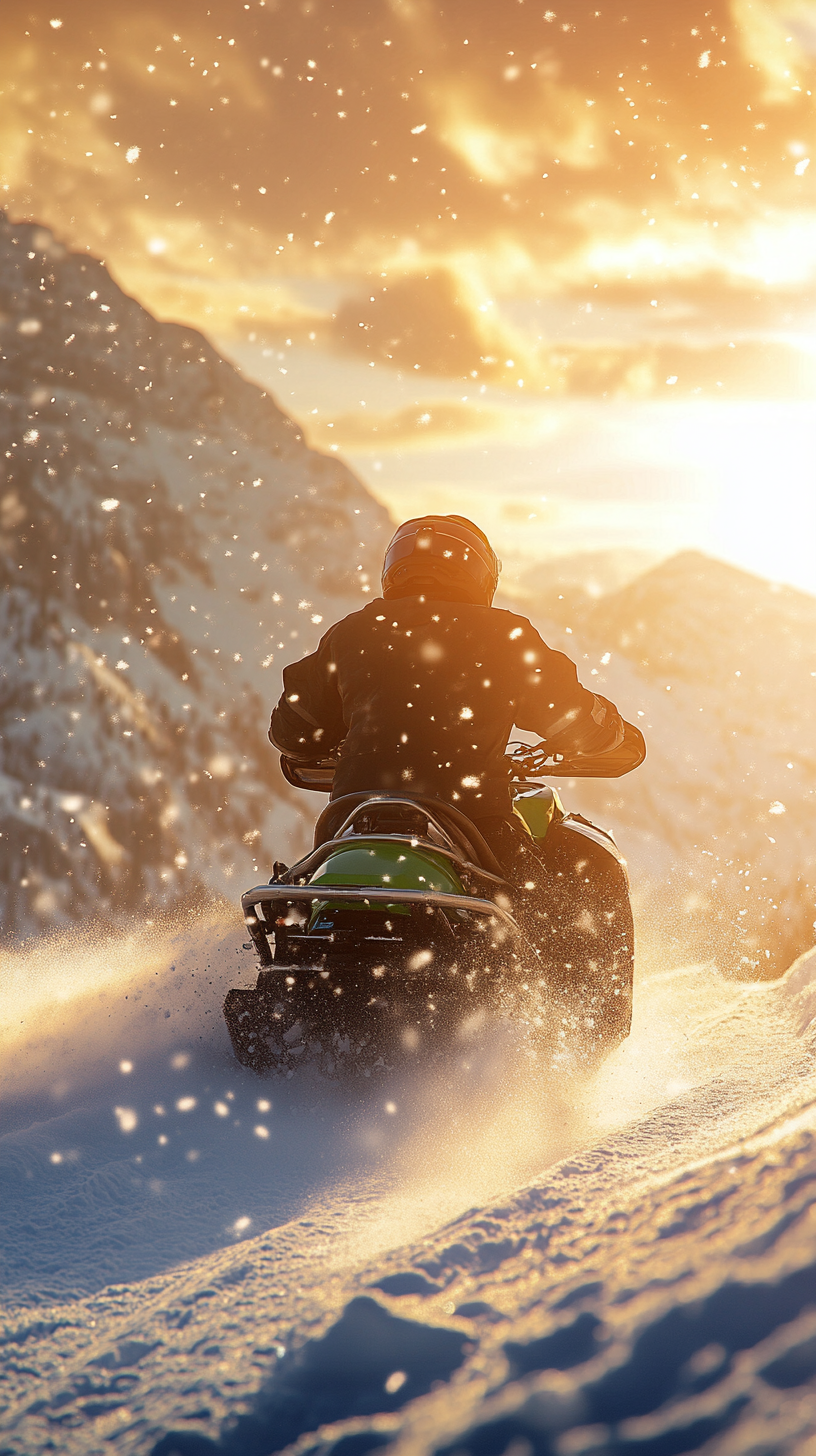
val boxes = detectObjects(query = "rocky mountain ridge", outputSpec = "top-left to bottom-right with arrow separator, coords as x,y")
0,212 -> 391,939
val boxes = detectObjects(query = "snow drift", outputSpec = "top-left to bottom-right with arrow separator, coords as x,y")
3,915 -> 816,1456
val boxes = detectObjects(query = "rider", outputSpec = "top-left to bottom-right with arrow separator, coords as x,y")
269,515 -> 644,1049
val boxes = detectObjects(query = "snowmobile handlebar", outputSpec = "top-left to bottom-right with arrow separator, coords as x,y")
279,755 -> 339,791
505,720 -> 646,780
279,719 -> 645,793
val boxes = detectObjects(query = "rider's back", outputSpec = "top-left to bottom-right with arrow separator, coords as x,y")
270,594 -> 607,817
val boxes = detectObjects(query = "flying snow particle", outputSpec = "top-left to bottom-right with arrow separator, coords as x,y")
126,146 -> 140,163
385,1371 -> 408,1393
232,1216 -> 252,1234
769,801 -> 786,815
49,17 -> 62,26
101,498 -> 119,511
119,1060 -> 133,1074
407,949 -> 434,970
208,754 -> 233,779
114,1107 -> 138,1133
795,157 -> 810,175
214,1101 -> 229,1117
411,123 -> 427,134
23,429 -> 39,443
698,50 -> 711,67
147,237 -> 167,254
176,1096 -> 197,1112
254,1125 -> 270,1139
50,1151 -> 63,1163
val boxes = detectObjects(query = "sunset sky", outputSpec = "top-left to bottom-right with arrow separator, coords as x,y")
3,0 -> 816,589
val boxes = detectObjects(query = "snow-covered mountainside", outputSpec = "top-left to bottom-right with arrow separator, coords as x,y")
524,551 -> 816,979
0,213 -> 391,940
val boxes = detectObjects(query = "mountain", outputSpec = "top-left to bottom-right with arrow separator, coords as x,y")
511,547 -> 663,626
0,213 -> 392,941
533,551 -> 816,979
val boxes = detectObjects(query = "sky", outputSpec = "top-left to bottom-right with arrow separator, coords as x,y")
3,0 -> 816,590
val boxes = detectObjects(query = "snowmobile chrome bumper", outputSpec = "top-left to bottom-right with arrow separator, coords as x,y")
241,883 -> 519,963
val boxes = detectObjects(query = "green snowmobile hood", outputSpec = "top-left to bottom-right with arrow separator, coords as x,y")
307,839 -> 466,926
308,840 -> 465,894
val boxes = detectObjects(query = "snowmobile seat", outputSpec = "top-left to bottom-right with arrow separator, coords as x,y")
312,792 -> 505,879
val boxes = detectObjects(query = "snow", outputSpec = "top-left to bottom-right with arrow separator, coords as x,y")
4,917 -> 816,1454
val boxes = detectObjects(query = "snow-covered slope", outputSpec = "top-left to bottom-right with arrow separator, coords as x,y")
519,551 -> 816,980
0,213 -> 392,940
3,915 -> 816,1456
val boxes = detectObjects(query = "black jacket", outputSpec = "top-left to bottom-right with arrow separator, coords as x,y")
269,596 -> 627,817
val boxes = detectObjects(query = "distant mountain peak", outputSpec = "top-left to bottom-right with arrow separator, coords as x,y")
581,548 -> 816,689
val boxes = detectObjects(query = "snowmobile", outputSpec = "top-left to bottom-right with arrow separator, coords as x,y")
223,729 -> 643,1077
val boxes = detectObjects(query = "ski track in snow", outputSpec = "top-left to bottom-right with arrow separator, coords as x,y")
3,917 -> 816,1455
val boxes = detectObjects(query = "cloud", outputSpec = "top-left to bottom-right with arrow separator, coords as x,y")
731,0 -> 816,99
332,270 -> 533,383
308,398 -> 514,453
319,341 -> 816,437
1,0 -> 816,383
537,338 -> 816,399
123,270 -> 323,338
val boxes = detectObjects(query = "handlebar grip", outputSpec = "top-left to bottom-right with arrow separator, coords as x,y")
279,754 -> 337,790
545,720 -> 646,778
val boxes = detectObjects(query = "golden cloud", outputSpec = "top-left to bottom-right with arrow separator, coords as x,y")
308,398 -> 515,453
120,268 -> 323,338
333,270 -> 535,384
1,0 -> 816,385
318,342 -> 816,447
731,0 -> 816,100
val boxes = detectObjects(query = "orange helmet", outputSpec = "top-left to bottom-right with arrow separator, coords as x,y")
381,515 -> 501,606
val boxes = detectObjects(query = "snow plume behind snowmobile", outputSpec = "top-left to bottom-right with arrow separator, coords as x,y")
224,727 -> 644,1077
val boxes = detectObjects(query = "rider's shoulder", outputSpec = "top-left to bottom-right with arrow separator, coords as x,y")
329,597 -> 389,636
483,604 -> 541,640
